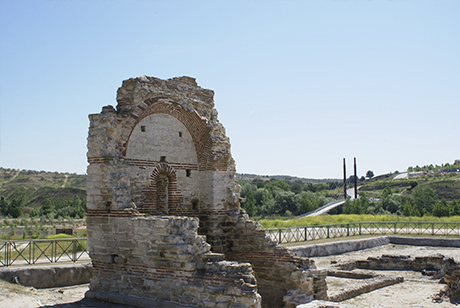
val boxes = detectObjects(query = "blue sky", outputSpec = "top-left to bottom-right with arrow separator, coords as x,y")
1,0 -> 459,179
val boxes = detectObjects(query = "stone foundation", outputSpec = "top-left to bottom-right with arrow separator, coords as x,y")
87,214 -> 260,307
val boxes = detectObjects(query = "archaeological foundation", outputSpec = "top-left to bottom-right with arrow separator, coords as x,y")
85,76 -> 327,308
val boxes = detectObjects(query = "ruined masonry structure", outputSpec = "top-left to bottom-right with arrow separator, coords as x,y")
85,76 -> 327,308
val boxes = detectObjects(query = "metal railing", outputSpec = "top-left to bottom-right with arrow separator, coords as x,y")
0,238 -> 88,267
266,222 -> 460,244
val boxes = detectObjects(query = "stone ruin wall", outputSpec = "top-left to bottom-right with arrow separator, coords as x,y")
86,215 -> 260,307
86,76 -> 327,308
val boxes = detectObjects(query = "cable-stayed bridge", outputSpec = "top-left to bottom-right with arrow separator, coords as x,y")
297,187 -> 358,218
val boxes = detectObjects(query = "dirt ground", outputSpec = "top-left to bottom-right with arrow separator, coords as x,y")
0,281 -> 131,308
300,244 -> 460,308
1,244 -> 460,308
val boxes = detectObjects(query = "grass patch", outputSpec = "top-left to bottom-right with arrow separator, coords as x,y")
46,233 -> 75,239
259,214 -> 460,229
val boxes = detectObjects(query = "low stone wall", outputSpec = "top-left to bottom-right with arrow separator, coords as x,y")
350,254 -> 459,276
288,236 -> 460,259
0,263 -> 92,288
327,276 -> 404,302
288,236 -> 390,258
388,236 -> 460,247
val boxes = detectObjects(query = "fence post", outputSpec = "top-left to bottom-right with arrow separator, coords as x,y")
304,227 -> 307,242
394,222 -> 396,234
278,229 -> 282,244
32,240 -> 35,264
347,224 -> 349,237
432,223 -> 434,236
359,223 -> 362,235
327,226 -> 330,239
6,242 -> 10,267
73,240 -> 77,262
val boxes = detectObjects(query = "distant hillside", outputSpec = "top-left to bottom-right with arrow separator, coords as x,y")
2,166 -> 459,214
236,173 -> 339,184
0,168 -> 86,209
0,168 -> 338,209
359,171 -> 460,201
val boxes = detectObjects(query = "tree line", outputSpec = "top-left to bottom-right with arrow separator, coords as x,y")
0,189 -> 86,219
329,185 -> 460,217
407,161 -> 460,173
240,178 -> 460,218
240,179 -> 339,217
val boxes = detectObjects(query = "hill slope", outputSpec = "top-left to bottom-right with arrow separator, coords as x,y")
0,168 -> 86,209
2,166 -> 459,214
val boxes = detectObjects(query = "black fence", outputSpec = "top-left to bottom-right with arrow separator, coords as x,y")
0,238 -> 88,267
266,221 -> 460,244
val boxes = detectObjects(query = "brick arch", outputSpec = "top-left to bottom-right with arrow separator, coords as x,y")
140,163 -> 182,215
121,97 -> 215,170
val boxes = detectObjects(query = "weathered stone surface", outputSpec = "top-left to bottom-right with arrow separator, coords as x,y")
327,276 -> 404,302
0,264 -> 92,289
86,76 -> 321,308
289,236 -> 390,258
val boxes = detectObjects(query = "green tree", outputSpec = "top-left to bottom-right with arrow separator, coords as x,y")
352,195 -> 367,214
0,196 -> 9,216
71,205 -> 85,218
342,198 -> 353,214
274,191 -> 299,215
242,190 -> 256,217
450,199 -> 460,216
265,180 -> 290,194
251,179 -> 266,189
254,188 -> 272,207
412,186 -> 437,216
259,198 -> 276,216
381,187 -> 392,198
70,195 -> 82,208
383,195 -> 400,214
54,198 -> 69,211
402,201 -> 413,216
290,182 -> 302,194
7,190 -> 27,218
366,170 -> 374,179
433,198 -> 449,217
40,199 -> 54,216
299,191 -> 324,213
29,208 -> 38,217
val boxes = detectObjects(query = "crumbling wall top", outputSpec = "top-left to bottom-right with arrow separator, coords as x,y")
116,75 -> 215,118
